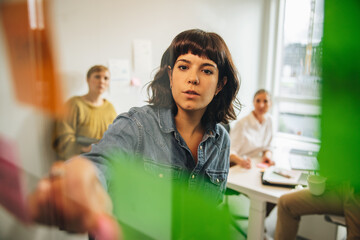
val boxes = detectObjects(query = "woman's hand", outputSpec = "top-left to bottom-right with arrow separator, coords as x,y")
230,153 -> 251,169
81,145 -> 92,153
262,150 -> 275,166
28,157 -> 121,240
239,156 -> 251,169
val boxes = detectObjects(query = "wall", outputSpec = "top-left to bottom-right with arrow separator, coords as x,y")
0,0 -> 265,239
49,0 -> 265,116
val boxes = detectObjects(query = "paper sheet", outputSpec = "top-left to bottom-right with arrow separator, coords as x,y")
108,59 -> 130,81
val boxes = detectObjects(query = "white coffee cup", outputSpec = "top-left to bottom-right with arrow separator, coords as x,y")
307,175 -> 326,196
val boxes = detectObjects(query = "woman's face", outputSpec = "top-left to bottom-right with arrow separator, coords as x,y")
169,53 -> 224,115
87,70 -> 110,95
253,92 -> 271,116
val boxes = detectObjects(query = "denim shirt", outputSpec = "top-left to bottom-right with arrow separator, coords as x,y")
83,105 -> 230,203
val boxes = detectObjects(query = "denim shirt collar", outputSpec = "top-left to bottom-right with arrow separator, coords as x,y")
157,107 -> 219,139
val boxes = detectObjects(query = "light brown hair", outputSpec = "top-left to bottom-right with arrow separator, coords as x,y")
86,65 -> 109,79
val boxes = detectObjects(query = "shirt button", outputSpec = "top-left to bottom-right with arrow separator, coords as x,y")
159,173 -> 163,178
192,175 -> 195,179
216,178 -> 220,183
200,145 -> 203,150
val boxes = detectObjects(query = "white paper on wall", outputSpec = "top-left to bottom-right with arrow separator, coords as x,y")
133,39 -> 152,86
108,59 -> 131,81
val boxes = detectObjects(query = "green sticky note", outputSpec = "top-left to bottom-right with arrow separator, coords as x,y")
320,0 -> 360,190
106,151 -> 233,240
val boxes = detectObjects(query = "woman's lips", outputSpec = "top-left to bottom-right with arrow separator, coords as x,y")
184,90 -> 199,95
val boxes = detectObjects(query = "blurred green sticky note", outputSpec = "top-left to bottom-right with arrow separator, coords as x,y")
106,151 -> 232,240
320,0 -> 360,190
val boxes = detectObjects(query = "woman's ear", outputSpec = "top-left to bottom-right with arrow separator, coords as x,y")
167,66 -> 173,87
215,77 -> 227,95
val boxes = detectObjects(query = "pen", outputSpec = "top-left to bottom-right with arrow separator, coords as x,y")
273,170 -> 292,178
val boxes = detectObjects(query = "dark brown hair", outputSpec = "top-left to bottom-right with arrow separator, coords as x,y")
86,65 -> 109,79
147,29 -> 241,124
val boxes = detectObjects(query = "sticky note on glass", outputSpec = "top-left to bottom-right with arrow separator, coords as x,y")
0,0 -> 63,116
130,77 -> 142,87
0,136 -> 30,223
107,151 -> 232,240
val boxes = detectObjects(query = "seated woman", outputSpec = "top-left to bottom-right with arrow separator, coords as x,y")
29,29 -> 241,239
53,65 -> 117,160
229,89 -> 274,168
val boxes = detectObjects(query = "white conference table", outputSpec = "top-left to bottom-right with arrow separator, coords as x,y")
226,139 -> 319,240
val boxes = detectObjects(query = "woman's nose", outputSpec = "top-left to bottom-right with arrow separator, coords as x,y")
187,71 -> 199,85
188,79 -> 199,85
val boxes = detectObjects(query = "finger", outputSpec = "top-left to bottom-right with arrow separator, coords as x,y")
49,162 -> 67,229
241,160 -> 251,169
29,178 -> 65,226
88,213 -> 122,240
28,178 -> 52,223
50,161 -> 89,232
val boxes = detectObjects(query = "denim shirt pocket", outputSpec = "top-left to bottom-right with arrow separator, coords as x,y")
143,160 -> 182,180
204,170 -> 228,203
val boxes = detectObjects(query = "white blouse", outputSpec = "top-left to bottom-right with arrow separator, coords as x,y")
229,112 -> 273,158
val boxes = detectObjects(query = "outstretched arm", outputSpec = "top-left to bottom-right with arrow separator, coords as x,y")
28,157 -> 121,240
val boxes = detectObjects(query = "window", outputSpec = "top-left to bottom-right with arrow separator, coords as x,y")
269,0 -> 324,142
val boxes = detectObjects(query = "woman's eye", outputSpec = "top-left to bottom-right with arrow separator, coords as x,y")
256,99 -> 260,103
178,65 -> 188,70
203,69 -> 213,75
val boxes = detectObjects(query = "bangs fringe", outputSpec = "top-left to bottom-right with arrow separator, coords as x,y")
171,33 -> 226,68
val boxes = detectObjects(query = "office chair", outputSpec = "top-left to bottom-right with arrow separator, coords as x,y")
324,214 -> 346,226
221,123 -> 249,238
224,188 -> 249,239
324,214 -> 346,240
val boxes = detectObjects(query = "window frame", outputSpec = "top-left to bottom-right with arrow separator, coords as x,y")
263,0 -> 322,144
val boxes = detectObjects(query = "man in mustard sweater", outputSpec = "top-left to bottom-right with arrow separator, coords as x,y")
53,65 -> 117,160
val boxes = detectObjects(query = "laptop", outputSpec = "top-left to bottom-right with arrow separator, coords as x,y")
289,149 -> 320,171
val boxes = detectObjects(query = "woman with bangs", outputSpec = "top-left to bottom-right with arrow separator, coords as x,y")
29,29 -> 241,239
